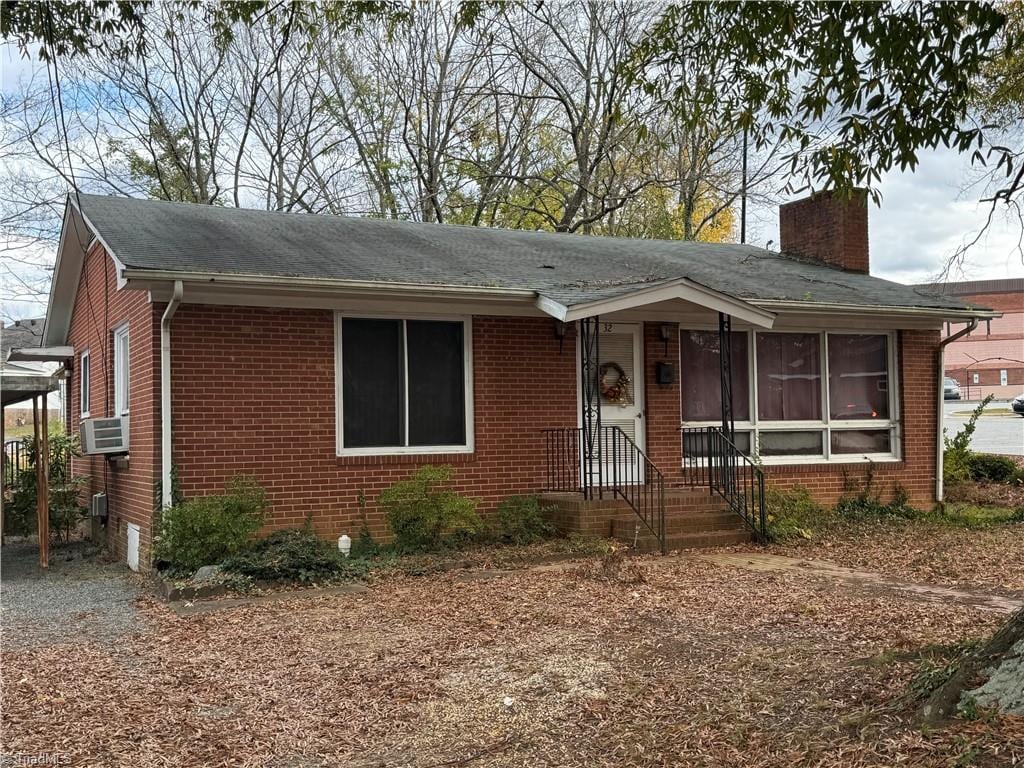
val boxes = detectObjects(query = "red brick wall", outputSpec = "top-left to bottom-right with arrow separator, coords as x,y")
168,308 -> 578,542
67,244 -> 160,563
643,322 -> 682,472
779,190 -> 870,273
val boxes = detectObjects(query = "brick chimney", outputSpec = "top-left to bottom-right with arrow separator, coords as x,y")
778,189 -> 869,274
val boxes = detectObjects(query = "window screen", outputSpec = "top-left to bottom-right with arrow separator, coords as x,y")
407,321 -> 465,446
828,334 -> 889,420
342,319 -> 404,448
680,330 -> 750,421
341,318 -> 467,450
756,333 -> 821,421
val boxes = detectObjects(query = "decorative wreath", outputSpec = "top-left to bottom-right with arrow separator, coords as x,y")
599,361 -> 631,405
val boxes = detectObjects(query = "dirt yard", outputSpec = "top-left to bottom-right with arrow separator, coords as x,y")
2,536 -> 1023,768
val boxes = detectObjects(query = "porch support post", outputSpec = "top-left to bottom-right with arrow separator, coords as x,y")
579,316 -> 602,500
718,312 -> 734,440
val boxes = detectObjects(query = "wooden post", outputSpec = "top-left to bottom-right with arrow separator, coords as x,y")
39,397 -> 49,568
33,396 -> 41,560
1,402 -> 5,546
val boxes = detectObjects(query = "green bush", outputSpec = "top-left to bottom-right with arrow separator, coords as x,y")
380,465 -> 481,552
154,475 -> 267,574
765,486 -> 824,541
967,453 -> 1022,484
223,528 -> 368,583
943,395 -> 994,485
495,495 -> 555,544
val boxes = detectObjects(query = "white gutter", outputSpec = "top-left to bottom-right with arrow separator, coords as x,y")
121,268 -> 538,300
753,299 -> 1001,321
160,280 -> 184,509
935,318 -> 978,503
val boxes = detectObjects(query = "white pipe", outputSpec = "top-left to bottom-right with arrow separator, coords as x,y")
935,318 -> 978,503
160,280 -> 184,509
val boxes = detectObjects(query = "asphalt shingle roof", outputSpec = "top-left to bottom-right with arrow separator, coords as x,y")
76,193 -> 974,312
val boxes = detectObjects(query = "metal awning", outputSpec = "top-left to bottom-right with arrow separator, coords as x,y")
1,372 -> 60,407
6,346 -> 74,363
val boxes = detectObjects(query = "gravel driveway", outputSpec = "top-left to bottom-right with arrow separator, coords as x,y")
0,539 -> 146,650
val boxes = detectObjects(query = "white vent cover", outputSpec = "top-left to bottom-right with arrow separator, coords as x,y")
126,523 -> 140,571
80,417 -> 129,455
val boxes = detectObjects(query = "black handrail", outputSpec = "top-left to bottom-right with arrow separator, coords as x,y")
543,426 -> 666,553
681,426 -> 767,543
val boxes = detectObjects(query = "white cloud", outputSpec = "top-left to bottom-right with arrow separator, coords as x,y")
750,145 -> 1024,285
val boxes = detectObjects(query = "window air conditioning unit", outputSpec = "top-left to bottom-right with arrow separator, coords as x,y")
80,416 -> 129,455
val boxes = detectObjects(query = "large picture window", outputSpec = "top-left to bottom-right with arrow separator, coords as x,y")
680,329 -> 898,463
336,316 -> 472,454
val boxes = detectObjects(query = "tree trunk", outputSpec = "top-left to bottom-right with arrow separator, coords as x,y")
919,606 -> 1024,724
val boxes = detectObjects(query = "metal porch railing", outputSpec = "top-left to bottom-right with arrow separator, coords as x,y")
543,426 -> 666,553
681,426 -> 768,543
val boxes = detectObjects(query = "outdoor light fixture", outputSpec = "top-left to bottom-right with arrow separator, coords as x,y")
338,534 -> 352,557
554,320 -> 567,353
660,324 -> 673,354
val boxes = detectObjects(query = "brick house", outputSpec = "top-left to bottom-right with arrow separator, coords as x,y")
32,191 -> 996,568
917,279 -> 1023,400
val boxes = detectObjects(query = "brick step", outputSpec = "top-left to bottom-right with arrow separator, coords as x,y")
611,512 -> 744,539
626,528 -> 755,554
663,499 -> 731,514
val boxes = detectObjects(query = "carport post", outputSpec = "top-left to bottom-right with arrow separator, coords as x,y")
32,396 -> 49,568
40,397 -> 49,568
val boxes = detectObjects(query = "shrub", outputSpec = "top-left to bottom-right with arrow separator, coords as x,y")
4,432 -> 88,540
495,495 -> 555,544
943,395 -> 994,485
380,465 -> 481,552
967,453 -> 1022,484
154,475 -> 267,574
765,486 -> 824,541
223,528 -> 368,583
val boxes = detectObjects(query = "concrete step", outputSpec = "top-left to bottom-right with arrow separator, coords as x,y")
611,511 -> 744,539
628,528 -> 755,554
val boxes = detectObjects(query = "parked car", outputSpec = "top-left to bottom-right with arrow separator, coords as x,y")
1012,393 -> 1024,416
943,377 -> 961,400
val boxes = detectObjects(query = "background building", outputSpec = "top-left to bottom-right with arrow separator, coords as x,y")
922,279 -> 1024,400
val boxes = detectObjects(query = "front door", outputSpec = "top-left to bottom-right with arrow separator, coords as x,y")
580,321 -> 645,485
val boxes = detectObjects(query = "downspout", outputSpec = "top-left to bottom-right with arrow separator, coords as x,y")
935,318 -> 978,503
161,281 -> 184,509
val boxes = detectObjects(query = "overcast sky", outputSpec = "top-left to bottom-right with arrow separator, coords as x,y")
3,43 -> 1024,323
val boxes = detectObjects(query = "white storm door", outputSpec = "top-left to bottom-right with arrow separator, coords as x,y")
579,321 -> 645,486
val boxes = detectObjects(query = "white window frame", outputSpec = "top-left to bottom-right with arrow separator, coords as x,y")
113,323 -> 130,416
679,327 -> 900,465
334,312 -> 475,457
80,349 -> 91,418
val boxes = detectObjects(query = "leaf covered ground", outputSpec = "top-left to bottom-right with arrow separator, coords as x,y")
761,517 -> 1024,593
3,546 -> 1023,767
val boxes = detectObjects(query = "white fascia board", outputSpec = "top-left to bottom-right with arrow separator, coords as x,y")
537,278 -> 777,328
752,299 -> 1002,322
122,268 -> 538,301
42,202 -> 85,347
6,346 -> 75,362
43,196 -> 126,347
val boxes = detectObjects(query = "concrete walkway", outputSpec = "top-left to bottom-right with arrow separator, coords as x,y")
695,552 -> 1024,615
